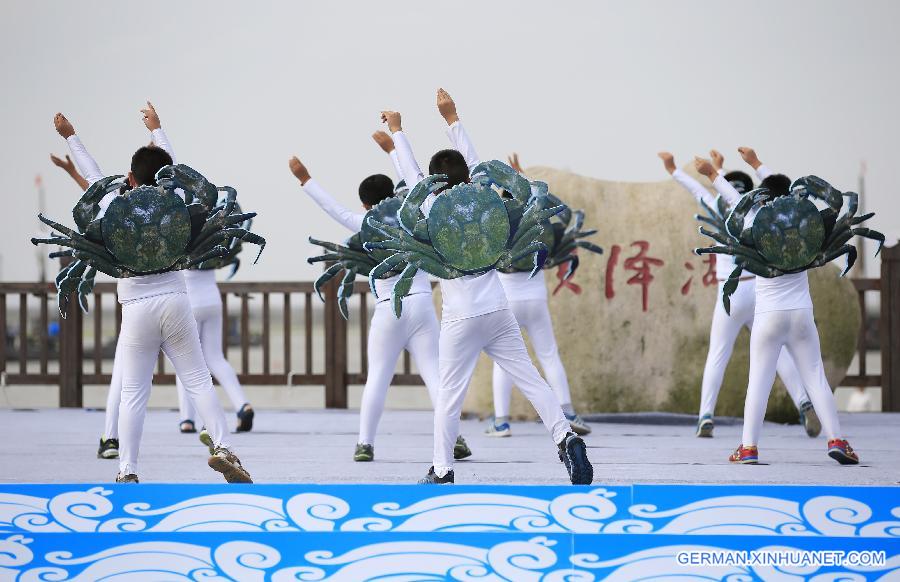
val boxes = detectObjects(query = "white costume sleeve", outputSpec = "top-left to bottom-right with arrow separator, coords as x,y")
302,178 -> 365,232
672,168 -> 716,208
391,130 -> 425,188
150,128 -> 176,162
755,164 -> 774,180
445,120 -> 481,171
66,135 -> 104,186
388,150 -> 404,183
712,174 -> 744,207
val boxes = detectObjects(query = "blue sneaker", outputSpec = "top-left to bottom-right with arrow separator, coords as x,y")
566,413 -> 591,435
484,417 -> 511,437
696,414 -> 714,438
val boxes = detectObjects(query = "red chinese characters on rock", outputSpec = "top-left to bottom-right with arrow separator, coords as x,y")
552,250 -> 583,296
605,241 -> 665,312
681,254 -> 717,295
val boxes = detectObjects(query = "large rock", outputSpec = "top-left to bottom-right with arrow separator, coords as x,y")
451,166 -> 860,422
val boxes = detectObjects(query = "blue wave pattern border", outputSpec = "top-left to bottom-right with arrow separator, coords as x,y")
2,532 -> 898,580
1,484 -> 897,537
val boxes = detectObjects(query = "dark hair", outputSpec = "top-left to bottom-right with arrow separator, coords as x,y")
358,174 -> 394,207
760,173 -> 792,198
428,149 -> 469,188
724,171 -> 754,195
131,146 -> 173,186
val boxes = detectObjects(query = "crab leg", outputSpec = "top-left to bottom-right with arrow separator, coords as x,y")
312,263 -> 345,302
368,254 -> 408,298
852,227 -> 885,256
813,244 -> 857,276
77,268 -> 97,313
546,253 -> 579,281
390,263 -> 420,318
337,268 -> 358,320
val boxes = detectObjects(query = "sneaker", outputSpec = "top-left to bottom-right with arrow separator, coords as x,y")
236,403 -> 255,433
827,439 -> 860,465
199,428 -> 214,455
566,413 -> 592,435
354,443 -> 374,462
696,414 -> 714,438
799,401 -> 821,438
97,438 -> 119,460
729,444 -> 759,464
208,446 -> 253,483
417,466 -> 454,484
557,433 -> 593,485
484,417 -> 511,437
179,420 -> 197,434
454,435 -> 473,460
115,472 -> 139,483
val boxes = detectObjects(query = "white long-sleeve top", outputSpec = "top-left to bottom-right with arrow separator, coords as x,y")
672,169 -> 735,281
445,121 -> 547,302
302,178 -> 431,303
391,127 -> 509,322
65,129 -> 186,303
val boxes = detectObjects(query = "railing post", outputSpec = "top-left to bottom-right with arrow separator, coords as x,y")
322,272 -> 348,408
881,244 -> 900,412
56,263 -> 83,407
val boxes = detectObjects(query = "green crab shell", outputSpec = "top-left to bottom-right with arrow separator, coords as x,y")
361,197 -> 403,266
102,186 -> 191,274
751,196 -> 825,271
428,182 -> 510,272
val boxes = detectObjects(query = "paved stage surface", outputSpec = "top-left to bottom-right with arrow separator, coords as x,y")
1,409 -> 897,485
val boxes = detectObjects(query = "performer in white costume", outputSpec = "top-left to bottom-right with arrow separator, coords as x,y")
51,106 -> 252,483
289,134 -> 472,462
695,162 -> 880,465
658,149 -> 820,439
380,89 -> 593,485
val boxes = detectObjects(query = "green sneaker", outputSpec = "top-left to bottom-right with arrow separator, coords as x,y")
696,414 -> 714,438
199,428 -> 214,455
799,401 -> 821,438
454,435 -> 473,460
354,443 -> 374,462
97,437 -> 119,459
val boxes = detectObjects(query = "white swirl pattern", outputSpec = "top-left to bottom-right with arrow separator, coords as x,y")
3,535 -> 898,580
0,485 -> 898,537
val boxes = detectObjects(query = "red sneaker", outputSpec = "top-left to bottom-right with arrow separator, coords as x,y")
729,444 -> 759,464
827,439 -> 860,465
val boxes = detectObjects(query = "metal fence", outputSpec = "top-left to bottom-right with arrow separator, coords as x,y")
2,244 -> 899,411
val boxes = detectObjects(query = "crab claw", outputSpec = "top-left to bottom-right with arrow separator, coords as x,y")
398,174 -> 446,234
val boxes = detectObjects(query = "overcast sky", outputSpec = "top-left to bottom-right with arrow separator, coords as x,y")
2,0 -> 897,281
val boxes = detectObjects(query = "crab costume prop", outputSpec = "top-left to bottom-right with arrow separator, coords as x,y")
696,175 -> 884,314
361,160 -> 566,317
32,164 -> 266,318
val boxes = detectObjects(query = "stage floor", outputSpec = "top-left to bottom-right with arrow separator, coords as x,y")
1,408 -> 897,485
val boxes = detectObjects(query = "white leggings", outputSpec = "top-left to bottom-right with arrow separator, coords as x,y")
358,293 -> 440,445
700,280 -> 810,418
116,293 -> 230,474
176,303 -> 248,420
492,299 -> 571,418
434,309 -> 569,475
743,308 -> 842,446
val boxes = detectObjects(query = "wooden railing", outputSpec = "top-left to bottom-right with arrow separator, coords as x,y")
0,278 -> 425,409
2,244 -> 899,411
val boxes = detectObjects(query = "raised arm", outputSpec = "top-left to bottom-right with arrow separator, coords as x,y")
659,152 -> 717,208
372,130 -> 404,183
142,101 -> 176,162
382,110 -> 425,187
289,156 -> 364,232
55,113 -> 104,186
437,88 -> 480,171
695,156 -> 742,205
738,146 -> 773,180
50,153 -> 89,191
